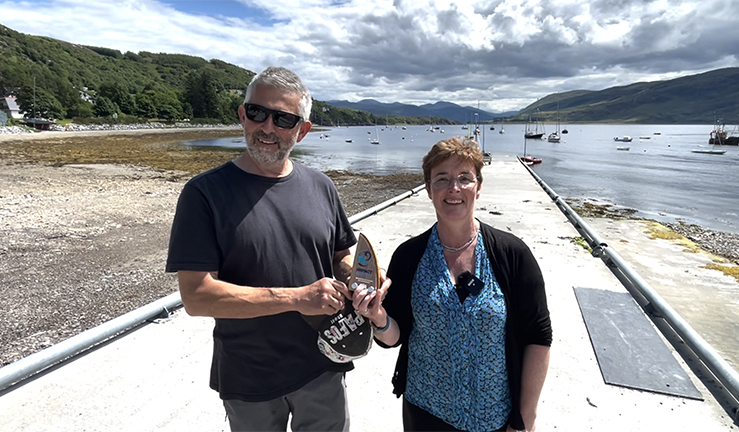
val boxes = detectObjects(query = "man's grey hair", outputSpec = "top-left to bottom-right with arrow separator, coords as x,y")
244,67 -> 312,121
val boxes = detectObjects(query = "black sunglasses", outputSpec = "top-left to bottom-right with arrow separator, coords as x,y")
244,103 -> 302,129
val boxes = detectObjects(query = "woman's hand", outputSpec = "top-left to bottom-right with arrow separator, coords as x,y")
352,269 -> 391,325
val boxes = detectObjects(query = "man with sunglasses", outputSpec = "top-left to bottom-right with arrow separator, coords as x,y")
167,67 -> 357,431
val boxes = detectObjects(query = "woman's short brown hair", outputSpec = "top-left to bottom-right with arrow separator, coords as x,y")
422,136 -> 484,188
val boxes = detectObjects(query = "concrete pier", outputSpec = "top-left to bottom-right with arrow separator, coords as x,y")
0,155 -> 736,431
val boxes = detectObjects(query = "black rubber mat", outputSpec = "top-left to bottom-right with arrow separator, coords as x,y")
574,287 -> 702,399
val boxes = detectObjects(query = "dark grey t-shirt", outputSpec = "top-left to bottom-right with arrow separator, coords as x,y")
166,161 -> 356,401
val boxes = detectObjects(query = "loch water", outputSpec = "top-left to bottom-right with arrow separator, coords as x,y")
182,124 -> 739,234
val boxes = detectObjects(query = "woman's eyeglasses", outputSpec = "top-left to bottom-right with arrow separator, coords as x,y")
431,174 -> 477,190
244,103 -> 302,129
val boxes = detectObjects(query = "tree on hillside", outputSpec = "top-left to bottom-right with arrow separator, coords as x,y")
45,66 -> 79,112
67,100 -> 94,119
133,88 -> 184,121
183,70 -> 220,119
94,95 -> 118,117
16,85 -> 65,119
135,91 -> 157,119
218,91 -> 242,123
99,81 -> 136,115
151,89 -> 184,121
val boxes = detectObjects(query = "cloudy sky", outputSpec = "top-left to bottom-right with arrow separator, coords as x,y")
1,0 -> 738,112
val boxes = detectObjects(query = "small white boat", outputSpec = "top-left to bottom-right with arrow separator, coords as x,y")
614,136 -> 633,142
691,148 -> 726,154
548,104 -> 562,143
369,127 -> 380,145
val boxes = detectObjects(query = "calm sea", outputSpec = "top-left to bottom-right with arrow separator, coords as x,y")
181,124 -> 739,234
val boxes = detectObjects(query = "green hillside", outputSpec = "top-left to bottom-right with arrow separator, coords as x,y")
0,23 -> 254,123
514,68 -> 739,124
0,23 -> 425,127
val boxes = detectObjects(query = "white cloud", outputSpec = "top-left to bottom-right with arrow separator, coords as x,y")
1,0 -> 737,113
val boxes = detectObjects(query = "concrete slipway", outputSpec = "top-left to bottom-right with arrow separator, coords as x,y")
0,155 -> 737,431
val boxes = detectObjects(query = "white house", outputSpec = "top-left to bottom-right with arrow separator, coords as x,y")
0,96 -> 24,119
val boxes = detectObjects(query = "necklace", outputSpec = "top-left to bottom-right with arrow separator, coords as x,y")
440,228 -> 479,253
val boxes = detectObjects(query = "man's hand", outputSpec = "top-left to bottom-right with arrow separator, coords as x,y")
297,277 -> 348,315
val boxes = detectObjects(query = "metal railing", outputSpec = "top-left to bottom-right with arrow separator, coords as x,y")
0,183 -> 426,392
0,292 -> 181,392
349,184 -> 426,224
519,157 -> 739,419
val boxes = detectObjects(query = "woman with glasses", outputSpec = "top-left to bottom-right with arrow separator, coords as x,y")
352,137 -> 552,431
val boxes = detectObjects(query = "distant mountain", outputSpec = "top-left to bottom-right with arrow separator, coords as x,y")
326,99 -> 516,123
516,68 -> 739,124
332,68 -> 739,125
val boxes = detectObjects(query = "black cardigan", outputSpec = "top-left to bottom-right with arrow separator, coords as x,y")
378,222 -> 552,431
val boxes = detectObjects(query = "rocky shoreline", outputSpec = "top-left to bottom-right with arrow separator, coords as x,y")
0,122 -> 234,136
567,199 -> 739,263
662,221 -> 739,263
1,127 -> 736,369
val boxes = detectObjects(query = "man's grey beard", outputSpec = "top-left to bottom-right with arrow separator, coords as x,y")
245,130 -> 297,166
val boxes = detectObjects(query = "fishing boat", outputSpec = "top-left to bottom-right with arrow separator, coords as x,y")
524,111 -> 545,139
614,136 -> 633,142
708,120 -> 739,145
616,147 -> 630,151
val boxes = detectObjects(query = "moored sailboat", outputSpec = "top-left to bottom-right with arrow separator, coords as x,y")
547,104 -> 561,143
369,126 -> 380,145
521,135 -> 542,165
524,110 -> 545,139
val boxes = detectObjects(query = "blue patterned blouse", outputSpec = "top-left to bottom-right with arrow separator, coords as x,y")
405,224 -> 511,431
